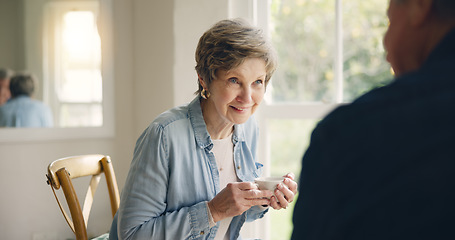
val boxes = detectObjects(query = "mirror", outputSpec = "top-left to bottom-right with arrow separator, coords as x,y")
0,0 -> 114,141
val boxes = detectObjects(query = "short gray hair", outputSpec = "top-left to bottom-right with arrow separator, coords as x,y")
195,18 -> 277,95
10,74 -> 36,97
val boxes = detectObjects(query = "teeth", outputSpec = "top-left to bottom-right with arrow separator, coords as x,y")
232,106 -> 246,111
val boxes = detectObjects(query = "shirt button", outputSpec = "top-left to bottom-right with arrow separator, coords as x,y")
237,166 -> 241,170
200,231 -> 205,235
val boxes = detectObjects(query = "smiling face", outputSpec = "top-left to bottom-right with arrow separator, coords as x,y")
200,58 -> 267,137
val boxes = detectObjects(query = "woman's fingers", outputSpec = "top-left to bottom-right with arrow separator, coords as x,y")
237,181 -> 258,190
269,195 -> 282,209
209,182 -> 274,221
235,182 -> 274,203
283,172 -> 295,181
283,177 -> 298,195
281,181 -> 297,202
268,174 -> 299,210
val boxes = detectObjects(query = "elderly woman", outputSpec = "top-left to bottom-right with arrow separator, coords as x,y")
110,19 -> 298,240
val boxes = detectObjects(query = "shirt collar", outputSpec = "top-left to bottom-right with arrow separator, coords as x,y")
188,96 -> 246,150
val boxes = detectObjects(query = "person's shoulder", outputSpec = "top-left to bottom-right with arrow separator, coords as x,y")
315,80 -> 401,136
317,70 -> 437,135
0,98 -> 18,111
29,98 -> 51,108
149,102 -> 191,130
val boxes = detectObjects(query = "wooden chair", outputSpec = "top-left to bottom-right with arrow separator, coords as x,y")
46,154 -> 120,240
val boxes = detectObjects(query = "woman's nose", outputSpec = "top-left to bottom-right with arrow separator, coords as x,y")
236,87 -> 253,103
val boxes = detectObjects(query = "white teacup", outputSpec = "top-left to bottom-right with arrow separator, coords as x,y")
254,176 -> 285,192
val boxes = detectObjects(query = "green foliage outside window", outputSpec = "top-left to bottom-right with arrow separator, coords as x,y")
342,1 -> 393,101
269,0 -> 392,103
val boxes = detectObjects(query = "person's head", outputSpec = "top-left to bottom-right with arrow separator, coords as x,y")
10,74 -> 36,98
383,0 -> 455,76
0,68 -> 13,105
195,18 -> 277,96
195,19 -> 277,127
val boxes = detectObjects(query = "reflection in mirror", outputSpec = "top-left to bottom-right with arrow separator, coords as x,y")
0,0 -> 114,142
0,73 -> 54,127
0,0 -> 104,128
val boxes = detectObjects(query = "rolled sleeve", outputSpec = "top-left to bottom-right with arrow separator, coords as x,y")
189,201 -> 212,238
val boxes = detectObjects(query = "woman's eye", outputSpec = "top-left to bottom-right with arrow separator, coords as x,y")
254,79 -> 264,85
229,78 -> 238,84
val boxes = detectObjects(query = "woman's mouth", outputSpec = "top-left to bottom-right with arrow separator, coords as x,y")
231,106 -> 249,112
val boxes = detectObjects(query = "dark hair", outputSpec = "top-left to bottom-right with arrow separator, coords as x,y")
10,74 -> 35,97
195,18 -> 277,95
433,0 -> 455,20
394,0 -> 455,20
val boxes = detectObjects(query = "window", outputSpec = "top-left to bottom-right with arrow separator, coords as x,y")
250,0 -> 392,239
43,1 -> 102,127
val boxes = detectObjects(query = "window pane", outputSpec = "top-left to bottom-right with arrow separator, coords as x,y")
268,119 -> 319,240
53,9 -> 103,127
60,69 -> 102,102
270,0 -> 335,103
60,11 -> 102,103
59,103 -> 102,127
268,0 -> 392,104
342,1 -> 393,101
63,11 -> 101,64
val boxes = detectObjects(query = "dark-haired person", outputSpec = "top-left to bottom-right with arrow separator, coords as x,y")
110,19 -> 298,240
0,73 -> 53,127
292,0 -> 455,239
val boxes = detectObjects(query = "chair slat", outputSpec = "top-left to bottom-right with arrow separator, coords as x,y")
82,174 -> 101,227
46,155 -> 120,240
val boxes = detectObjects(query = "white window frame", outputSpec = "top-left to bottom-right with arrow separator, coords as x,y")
230,0 -> 345,239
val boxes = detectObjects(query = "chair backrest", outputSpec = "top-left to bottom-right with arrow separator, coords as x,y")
46,154 -> 120,240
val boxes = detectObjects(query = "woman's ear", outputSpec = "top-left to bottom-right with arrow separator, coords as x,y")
198,74 -> 206,89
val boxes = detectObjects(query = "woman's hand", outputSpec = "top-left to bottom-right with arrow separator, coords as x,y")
269,172 -> 298,210
208,182 -> 273,222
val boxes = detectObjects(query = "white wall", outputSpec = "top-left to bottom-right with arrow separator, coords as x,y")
132,0 -> 175,134
0,0 -> 25,71
173,0 -> 229,105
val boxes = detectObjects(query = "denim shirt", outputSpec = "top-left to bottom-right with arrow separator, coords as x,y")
110,96 -> 267,240
0,95 -> 53,127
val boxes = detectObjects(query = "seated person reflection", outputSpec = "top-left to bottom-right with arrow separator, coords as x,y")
0,68 -> 13,106
0,73 -> 53,127
109,19 -> 298,240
